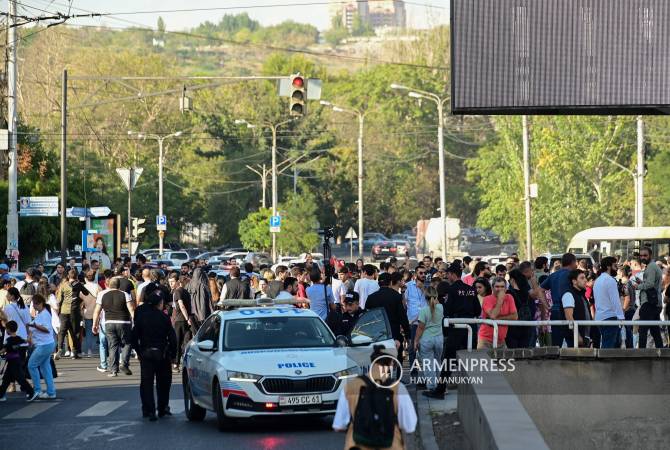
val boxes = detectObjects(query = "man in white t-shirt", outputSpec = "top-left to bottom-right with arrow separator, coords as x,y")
354,264 -> 379,310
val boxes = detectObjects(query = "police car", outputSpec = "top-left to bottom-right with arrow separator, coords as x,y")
182,299 -> 395,431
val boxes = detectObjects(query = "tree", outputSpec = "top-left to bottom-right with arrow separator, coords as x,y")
157,16 -> 166,34
238,193 -> 319,254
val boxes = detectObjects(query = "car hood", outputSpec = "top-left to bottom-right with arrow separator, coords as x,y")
223,347 -> 355,377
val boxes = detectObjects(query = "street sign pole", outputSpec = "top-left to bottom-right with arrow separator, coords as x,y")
116,167 -> 142,258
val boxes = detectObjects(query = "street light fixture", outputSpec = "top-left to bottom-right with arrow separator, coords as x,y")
390,82 -> 449,261
128,130 -> 182,257
235,118 -> 294,262
321,100 -> 366,259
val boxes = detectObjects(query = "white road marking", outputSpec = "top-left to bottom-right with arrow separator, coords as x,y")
3,402 -> 58,419
77,401 -> 127,417
75,422 -> 137,442
168,399 -> 184,414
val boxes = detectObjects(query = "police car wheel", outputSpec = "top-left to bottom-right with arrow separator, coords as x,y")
183,371 -> 206,422
213,380 -> 233,432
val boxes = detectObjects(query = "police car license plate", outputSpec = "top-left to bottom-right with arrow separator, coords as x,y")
278,394 -> 322,406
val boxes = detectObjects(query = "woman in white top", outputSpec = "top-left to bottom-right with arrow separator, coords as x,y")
2,287 -> 31,343
83,270 -> 100,357
27,294 -> 56,399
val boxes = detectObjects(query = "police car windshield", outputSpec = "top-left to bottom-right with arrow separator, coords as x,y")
224,317 -> 336,350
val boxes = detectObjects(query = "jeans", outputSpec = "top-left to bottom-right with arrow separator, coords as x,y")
105,323 -> 132,373
599,318 -> 622,349
638,303 -> 664,348
550,309 -> 574,348
28,343 -> 56,396
99,326 -> 109,369
418,335 -> 443,389
83,318 -> 96,354
408,323 -> 419,371
140,355 -> 172,416
624,308 -> 636,349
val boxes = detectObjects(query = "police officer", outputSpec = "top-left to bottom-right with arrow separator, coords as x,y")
327,292 -> 362,336
131,287 -> 177,421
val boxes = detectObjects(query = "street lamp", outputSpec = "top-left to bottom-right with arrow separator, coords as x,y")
391,83 -> 449,261
235,118 -> 293,262
320,100 -> 366,259
128,130 -> 182,257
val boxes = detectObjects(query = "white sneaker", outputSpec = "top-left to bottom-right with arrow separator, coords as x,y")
0,396 -> 7,402
37,392 -> 56,400
64,351 -> 71,357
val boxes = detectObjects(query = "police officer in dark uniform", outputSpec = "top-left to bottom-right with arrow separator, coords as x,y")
326,291 -> 362,336
131,287 -> 177,421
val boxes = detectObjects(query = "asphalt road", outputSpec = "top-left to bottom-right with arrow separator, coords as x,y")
0,358 -> 345,450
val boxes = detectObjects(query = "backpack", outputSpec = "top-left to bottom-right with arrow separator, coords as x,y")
19,282 -> 36,303
352,376 -> 397,448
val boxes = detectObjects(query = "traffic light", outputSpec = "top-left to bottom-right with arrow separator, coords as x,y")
289,74 -> 306,117
131,218 -> 146,239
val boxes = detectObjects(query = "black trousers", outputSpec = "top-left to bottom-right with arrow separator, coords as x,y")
639,303 -> 664,349
0,359 -> 34,397
174,321 -> 191,366
435,330 -> 469,394
139,356 -> 172,415
105,323 -> 132,373
506,326 -> 532,349
58,312 -> 81,354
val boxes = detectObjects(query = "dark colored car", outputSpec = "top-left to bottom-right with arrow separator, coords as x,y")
371,240 -> 398,261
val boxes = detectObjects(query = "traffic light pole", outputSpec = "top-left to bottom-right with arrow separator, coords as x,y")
158,137 -> 164,256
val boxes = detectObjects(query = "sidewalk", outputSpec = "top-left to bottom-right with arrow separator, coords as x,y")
415,387 -> 471,450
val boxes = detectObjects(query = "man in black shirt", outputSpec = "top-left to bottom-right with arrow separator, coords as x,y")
326,292 -> 362,336
426,263 -> 481,399
132,289 -> 177,421
114,266 -> 136,302
168,273 -> 192,371
365,272 -> 411,363
93,277 -> 135,377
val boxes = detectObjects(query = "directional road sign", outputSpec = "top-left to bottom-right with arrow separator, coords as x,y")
270,215 -> 281,233
116,168 -> 143,191
89,206 -> 111,217
156,215 -> 167,231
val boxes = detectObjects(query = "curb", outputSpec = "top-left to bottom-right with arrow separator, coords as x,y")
416,388 -> 440,450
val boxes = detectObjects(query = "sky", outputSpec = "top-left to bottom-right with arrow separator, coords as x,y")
11,0 -> 449,31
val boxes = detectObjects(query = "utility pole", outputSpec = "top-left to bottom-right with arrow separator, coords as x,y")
390,84 -> 449,261
127,167 -> 134,258
320,101 -> 366,259
6,0 -> 19,262
246,164 -> 268,208
60,70 -> 68,262
636,116 -> 645,228
522,115 -> 533,259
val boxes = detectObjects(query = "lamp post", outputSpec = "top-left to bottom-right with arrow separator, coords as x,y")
235,118 -> 294,262
321,100 -> 365,259
391,84 -> 449,261
128,130 -> 182,256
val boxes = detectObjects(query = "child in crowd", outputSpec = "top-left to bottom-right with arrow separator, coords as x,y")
0,320 -> 35,401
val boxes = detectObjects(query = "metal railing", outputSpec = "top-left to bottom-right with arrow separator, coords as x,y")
443,318 -> 670,350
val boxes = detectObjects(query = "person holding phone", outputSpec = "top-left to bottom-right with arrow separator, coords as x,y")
27,294 -> 56,400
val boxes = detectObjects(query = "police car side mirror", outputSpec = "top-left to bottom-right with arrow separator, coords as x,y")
197,340 -> 215,352
335,335 -> 350,347
350,335 -> 373,346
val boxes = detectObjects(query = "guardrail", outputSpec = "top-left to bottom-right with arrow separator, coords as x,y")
442,318 -> 670,350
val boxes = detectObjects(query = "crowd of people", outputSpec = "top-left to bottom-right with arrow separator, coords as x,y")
1,247 -> 669,407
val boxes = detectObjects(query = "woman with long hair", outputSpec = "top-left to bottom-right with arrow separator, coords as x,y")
207,272 -> 221,306
505,269 -> 533,348
473,277 -> 492,306
413,286 -> 444,395
27,294 -> 56,400
90,237 -> 112,270
2,287 -> 30,344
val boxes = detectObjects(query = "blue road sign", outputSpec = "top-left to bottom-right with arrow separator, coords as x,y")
269,215 -> 281,227
157,215 -> 167,225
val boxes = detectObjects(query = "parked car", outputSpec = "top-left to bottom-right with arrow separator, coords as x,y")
163,251 -> 190,267
393,240 -> 411,257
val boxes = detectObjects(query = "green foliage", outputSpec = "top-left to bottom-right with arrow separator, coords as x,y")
238,193 -> 319,254
351,14 -> 375,37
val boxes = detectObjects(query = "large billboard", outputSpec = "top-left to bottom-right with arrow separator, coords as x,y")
451,0 -> 670,114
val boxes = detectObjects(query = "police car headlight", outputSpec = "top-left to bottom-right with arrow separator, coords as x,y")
334,367 -> 359,380
227,371 -> 261,382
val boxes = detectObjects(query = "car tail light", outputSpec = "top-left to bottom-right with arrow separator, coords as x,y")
265,402 -> 277,409
390,247 -> 397,252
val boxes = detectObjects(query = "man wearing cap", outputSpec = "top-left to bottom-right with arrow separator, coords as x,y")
0,263 -> 11,282
326,292 -> 362,337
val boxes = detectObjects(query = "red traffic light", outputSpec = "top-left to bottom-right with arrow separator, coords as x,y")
292,76 -> 304,88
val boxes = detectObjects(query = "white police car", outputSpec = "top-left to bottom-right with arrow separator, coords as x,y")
182,300 -> 395,431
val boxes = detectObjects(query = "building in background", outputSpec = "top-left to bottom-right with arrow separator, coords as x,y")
180,223 -> 217,246
335,0 -> 406,31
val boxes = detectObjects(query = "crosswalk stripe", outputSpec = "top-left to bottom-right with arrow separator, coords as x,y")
3,402 -> 58,419
169,399 -> 185,414
77,401 -> 127,417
